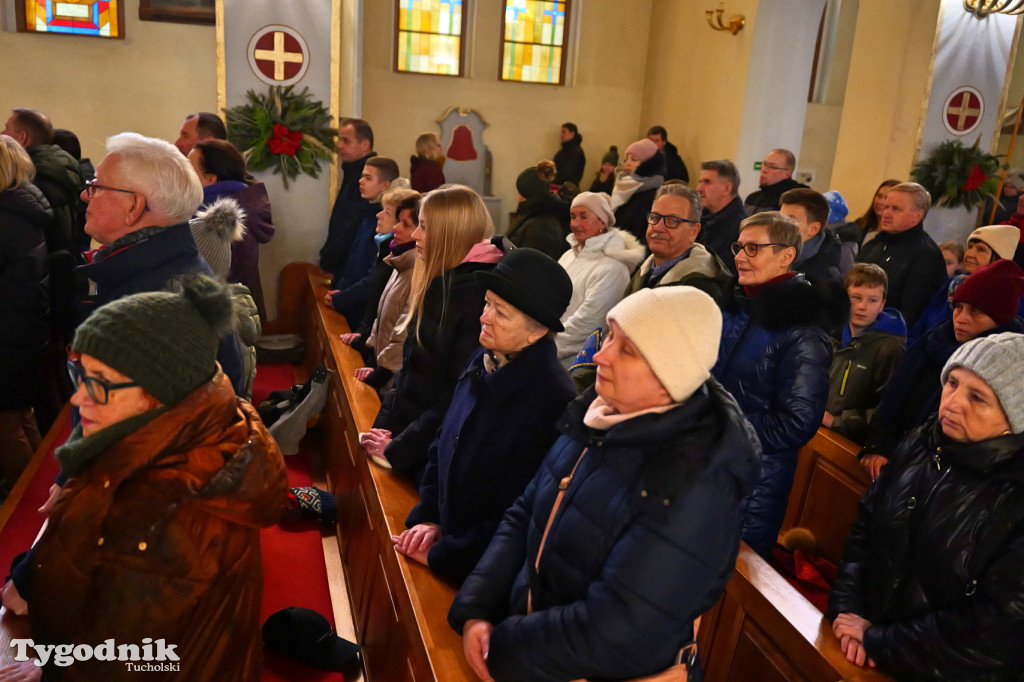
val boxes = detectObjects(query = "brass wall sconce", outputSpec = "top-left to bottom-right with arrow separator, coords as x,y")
706,6 -> 746,35
964,0 -> 1024,18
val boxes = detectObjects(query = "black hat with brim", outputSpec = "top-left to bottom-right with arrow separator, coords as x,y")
262,607 -> 360,670
475,247 -> 573,332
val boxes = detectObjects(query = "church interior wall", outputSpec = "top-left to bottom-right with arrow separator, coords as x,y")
0,0 -> 218,164
358,0 -> 654,231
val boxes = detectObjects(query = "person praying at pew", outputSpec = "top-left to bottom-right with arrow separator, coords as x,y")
828,332 -> 1024,681
712,211 -> 842,557
394,248 -> 577,586
0,275 -> 287,682
360,185 -> 505,486
448,286 -> 760,682
858,259 -> 1024,480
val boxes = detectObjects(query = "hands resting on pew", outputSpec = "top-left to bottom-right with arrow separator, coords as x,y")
392,523 -> 440,566
832,612 -> 876,669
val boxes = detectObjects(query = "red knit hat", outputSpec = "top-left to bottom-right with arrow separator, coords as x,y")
952,259 -> 1024,325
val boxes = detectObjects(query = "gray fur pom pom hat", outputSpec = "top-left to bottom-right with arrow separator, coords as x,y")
72,275 -> 236,406
190,196 -> 246,279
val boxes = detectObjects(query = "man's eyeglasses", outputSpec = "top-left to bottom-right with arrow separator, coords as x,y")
730,242 -> 790,257
67,361 -> 139,405
760,162 -> 790,172
646,211 -> 698,229
84,180 -> 137,199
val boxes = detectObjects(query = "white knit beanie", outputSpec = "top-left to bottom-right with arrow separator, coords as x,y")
941,332 -> 1024,433
968,225 -> 1020,261
571,191 -> 615,228
606,287 -> 722,402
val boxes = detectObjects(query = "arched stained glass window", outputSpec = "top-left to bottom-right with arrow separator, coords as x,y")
500,0 -> 570,85
395,0 -> 467,77
16,0 -> 125,38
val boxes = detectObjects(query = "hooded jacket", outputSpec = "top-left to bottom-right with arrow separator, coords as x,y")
794,228 -> 843,289
828,418 -> 1024,681
373,239 -> 506,485
365,245 -> 418,387
555,228 -> 646,366
826,309 -> 907,443
507,194 -> 571,261
0,184 -> 51,409
861,316 -> 1024,458
661,140 -> 690,183
553,134 -> 586,186
713,273 -> 840,555
448,381 -> 761,681
29,370 -> 288,681
624,241 -> 733,306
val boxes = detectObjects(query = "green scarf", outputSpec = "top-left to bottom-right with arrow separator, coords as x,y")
56,408 -> 168,478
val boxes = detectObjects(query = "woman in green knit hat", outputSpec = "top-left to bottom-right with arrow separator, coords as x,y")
3,275 -> 287,682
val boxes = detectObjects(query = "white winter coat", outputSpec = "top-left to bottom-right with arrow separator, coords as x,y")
555,228 -> 647,367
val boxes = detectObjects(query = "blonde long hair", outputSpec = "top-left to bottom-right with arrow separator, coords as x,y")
0,135 -> 35,190
403,184 -> 494,340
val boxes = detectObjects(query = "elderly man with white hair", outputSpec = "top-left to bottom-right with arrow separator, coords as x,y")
76,132 -> 245,391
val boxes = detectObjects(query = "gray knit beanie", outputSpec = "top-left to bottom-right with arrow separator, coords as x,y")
190,196 -> 246,279
606,287 -> 722,402
940,332 -> 1024,433
72,275 -> 235,406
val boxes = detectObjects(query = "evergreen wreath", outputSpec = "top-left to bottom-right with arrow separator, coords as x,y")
911,138 -> 1002,211
225,85 -> 336,189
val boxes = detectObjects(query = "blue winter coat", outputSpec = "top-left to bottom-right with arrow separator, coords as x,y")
329,203 -> 382,327
448,381 -> 761,682
712,274 -> 839,556
76,223 -> 246,395
406,337 -> 577,585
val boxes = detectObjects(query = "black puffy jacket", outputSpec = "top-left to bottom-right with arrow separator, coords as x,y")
828,418 -> 1024,681
0,184 -> 51,409
448,381 -> 761,682
712,274 -> 840,555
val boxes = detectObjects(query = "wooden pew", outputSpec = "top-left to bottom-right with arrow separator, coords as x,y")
292,262 -> 891,682
780,428 -> 871,564
297,264 -> 476,682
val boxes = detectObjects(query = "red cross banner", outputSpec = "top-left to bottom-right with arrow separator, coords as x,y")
216,0 -> 338,320
918,3 -> 1016,241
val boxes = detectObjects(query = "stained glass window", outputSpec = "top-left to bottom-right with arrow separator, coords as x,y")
395,0 -> 466,77
17,0 -> 125,38
500,1 -> 570,85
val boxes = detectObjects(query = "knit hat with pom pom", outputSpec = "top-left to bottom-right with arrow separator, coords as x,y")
72,274 -> 235,406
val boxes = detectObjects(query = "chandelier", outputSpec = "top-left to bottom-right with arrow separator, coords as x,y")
964,0 -> 1024,17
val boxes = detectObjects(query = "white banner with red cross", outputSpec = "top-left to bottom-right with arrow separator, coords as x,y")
919,3 -> 1017,241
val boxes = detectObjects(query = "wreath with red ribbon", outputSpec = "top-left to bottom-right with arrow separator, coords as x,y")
911,139 -> 1002,211
225,86 -> 336,188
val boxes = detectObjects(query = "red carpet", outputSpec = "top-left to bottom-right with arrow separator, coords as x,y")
1,364 -> 346,681
254,363 -> 346,682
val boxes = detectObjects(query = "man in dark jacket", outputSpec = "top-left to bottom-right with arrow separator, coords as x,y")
76,132 -> 245,393
697,159 -> 747,272
647,125 -> 689,183
553,122 -> 585,186
858,259 -> 1024,479
823,264 -> 906,444
856,182 -> 947,327
319,118 -> 377,275
712,211 -> 840,557
744,148 -> 808,214
781,187 -> 843,290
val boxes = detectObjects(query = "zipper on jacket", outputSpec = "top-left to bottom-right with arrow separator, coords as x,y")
839,360 -> 852,396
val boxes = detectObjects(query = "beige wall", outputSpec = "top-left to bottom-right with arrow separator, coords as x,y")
639,0 -> 761,192
360,0 -> 653,230
0,0 -> 217,161
829,0 -> 941,215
